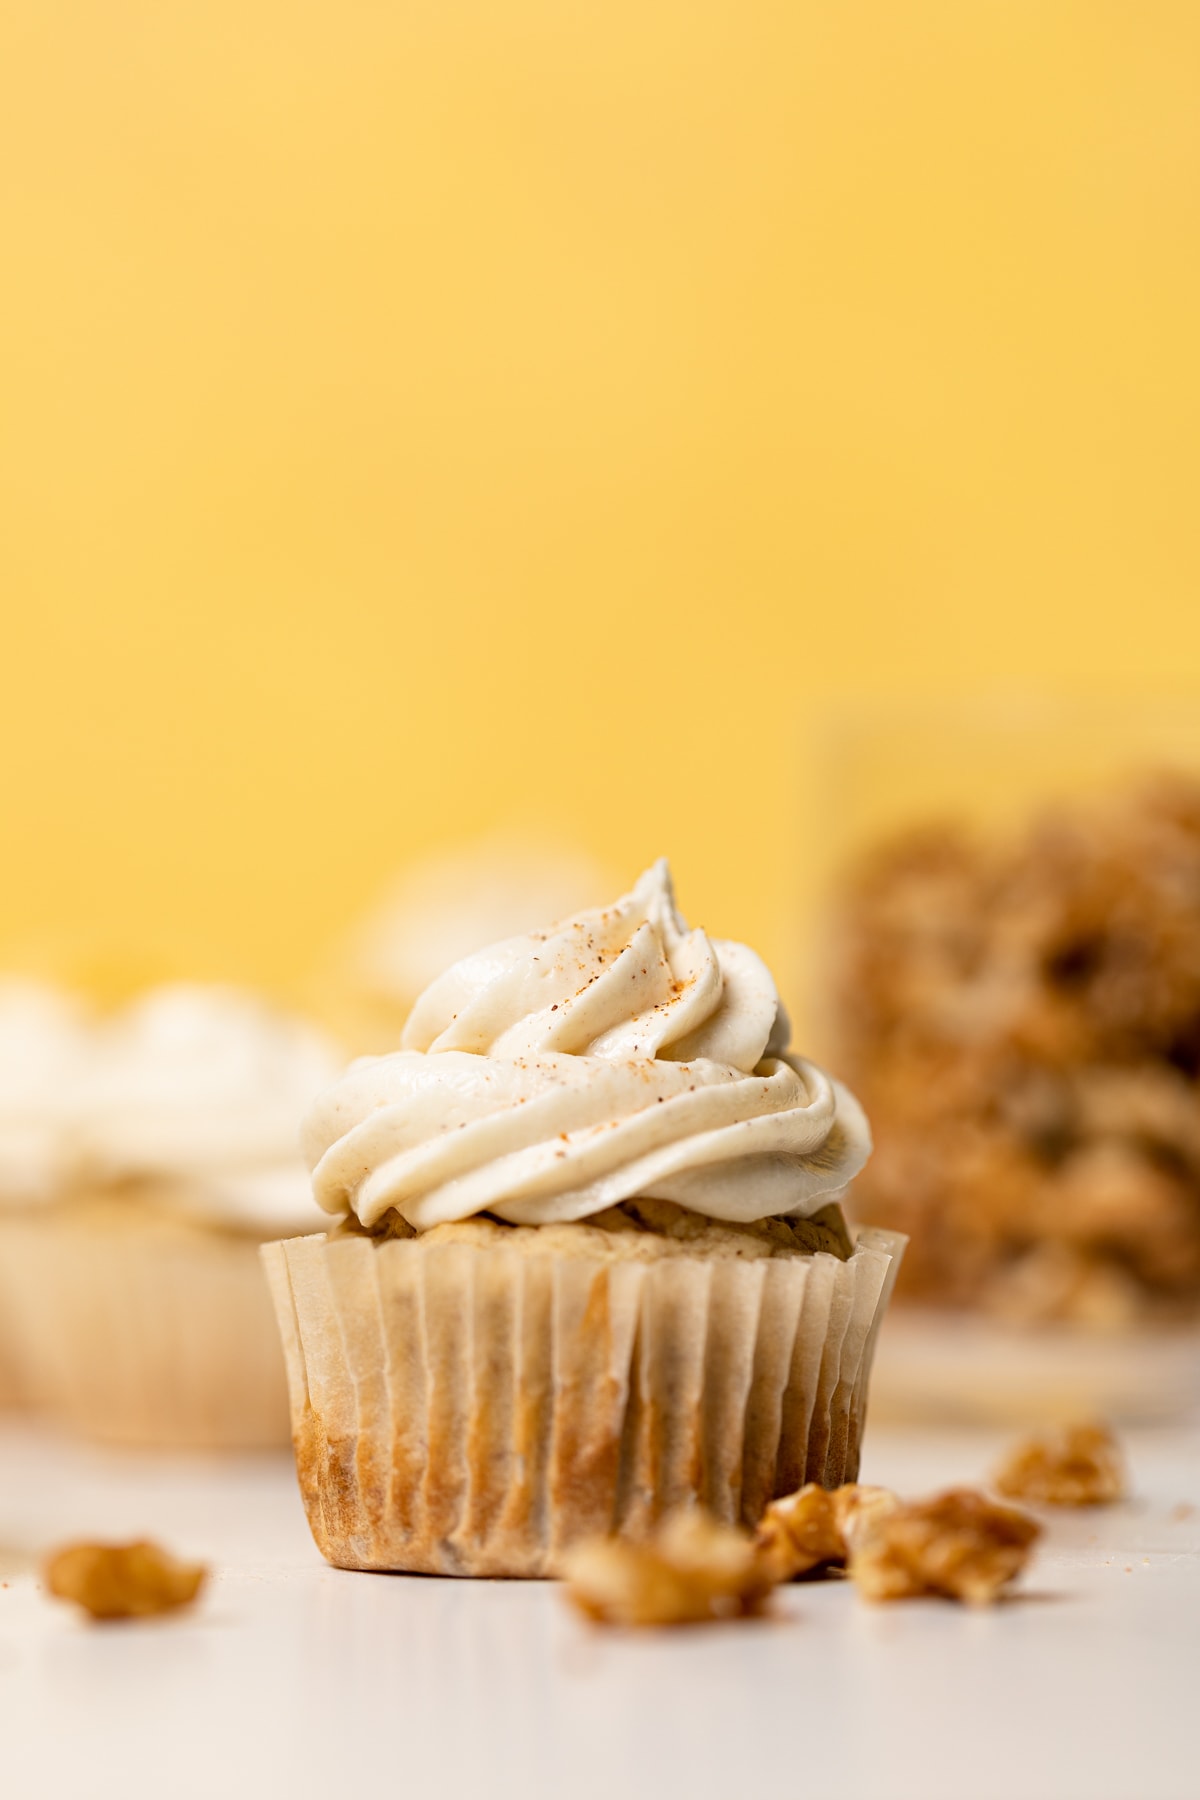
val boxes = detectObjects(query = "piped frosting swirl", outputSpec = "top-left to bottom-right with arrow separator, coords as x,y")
304,862 -> 870,1232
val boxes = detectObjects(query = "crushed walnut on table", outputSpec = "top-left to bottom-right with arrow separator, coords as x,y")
848,1488 -> 1042,1605
564,1477 -> 1043,1626
756,1482 -> 899,1582
992,1421 -> 1128,1507
562,1510 -> 776,1627
43,1539 -> 208,1621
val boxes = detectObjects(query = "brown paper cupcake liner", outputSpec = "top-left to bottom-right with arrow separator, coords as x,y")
2,1211 -> 291,1448
262,1224 -> 905,1577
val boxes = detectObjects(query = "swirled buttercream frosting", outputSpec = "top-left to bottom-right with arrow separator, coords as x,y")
303,862 -> 870,1232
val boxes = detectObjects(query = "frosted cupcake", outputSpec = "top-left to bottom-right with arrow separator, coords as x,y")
264,862 -> 903,1576
0,981 -> 91,1407
6,985 -> 343,1448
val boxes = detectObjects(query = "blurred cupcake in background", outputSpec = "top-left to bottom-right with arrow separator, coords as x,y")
4,985 -> 343,1448
311,830 -> 617,1051
0,980 -> 92,1408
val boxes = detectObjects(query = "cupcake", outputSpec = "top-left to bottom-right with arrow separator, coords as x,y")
264,861 -> 903,1576
0,980 -> 91,1407
5,985 -> 343,1448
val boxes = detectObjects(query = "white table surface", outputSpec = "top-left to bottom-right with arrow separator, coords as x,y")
2,1417 -> 1198,1800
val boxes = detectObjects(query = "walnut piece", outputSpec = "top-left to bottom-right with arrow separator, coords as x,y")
563,1509 -> 775,1627
849,1488 -> 1041,1605
44,1540 -> 207,1621
756,1482 -> 899,1581
992,1421 -> 1127,1507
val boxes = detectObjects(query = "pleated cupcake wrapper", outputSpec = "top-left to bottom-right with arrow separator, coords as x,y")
0,1214 -> 291,1448
262,1226 -> 905,1577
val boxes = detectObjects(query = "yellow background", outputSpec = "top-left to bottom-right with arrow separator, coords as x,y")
2,2 -> 1199,1007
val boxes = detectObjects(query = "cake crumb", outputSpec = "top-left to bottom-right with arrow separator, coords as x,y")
44,1540 -> 207,1621
563,1510 -> 775,1627
849,1488 -> 1041,1605
992,1421 -> 1127,1507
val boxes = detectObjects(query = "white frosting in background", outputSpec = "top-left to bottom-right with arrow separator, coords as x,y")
74,986 -> 345,1235
305,862 -> 871,1232
342,833 -> 617,1009
0,981 -> 91,1205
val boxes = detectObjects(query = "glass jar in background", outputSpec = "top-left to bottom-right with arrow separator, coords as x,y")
801,693 -> 1200,1423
